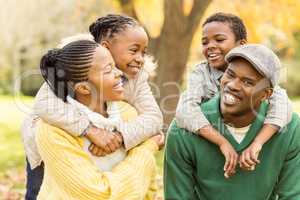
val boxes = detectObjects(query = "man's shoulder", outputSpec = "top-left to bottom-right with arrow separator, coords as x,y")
282,112 -> 300,134
167,120 -> 198,142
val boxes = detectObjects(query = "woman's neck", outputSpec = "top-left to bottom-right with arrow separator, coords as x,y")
75,94 -> 108,117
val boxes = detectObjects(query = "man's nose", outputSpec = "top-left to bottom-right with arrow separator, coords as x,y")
227,78 -> 242,91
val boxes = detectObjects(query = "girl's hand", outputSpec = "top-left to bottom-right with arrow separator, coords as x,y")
239,140 -> 262,171
219,141 -> 238,178
86,126 -> 123,155
150,131 -> 165,150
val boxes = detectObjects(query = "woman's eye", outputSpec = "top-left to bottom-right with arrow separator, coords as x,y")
130,49 -> 138,53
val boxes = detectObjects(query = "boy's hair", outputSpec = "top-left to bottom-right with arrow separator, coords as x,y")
89,14 -> 140,43
203,12 -> 247,41
40,40 -> 98,101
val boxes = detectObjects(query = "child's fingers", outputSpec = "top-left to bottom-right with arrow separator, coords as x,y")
250,151 -> 260,164
223,154 -> 230,171
240,152 -> 251,169
244,151 -> 256,166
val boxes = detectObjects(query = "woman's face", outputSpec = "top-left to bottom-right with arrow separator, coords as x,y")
87,46 -> 124,102
103,26 -> 149,79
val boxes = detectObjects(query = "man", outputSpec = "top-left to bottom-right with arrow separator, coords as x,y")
164,44 -> 300,200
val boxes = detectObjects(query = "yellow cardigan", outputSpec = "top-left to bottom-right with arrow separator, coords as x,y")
36,121 -> 159,200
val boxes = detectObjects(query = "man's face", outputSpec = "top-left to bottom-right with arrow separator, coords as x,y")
220,57 -> 272,117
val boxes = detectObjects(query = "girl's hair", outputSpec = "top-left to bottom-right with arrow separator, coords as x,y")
89,14 -> 139,43
40,40 -> 98,101
203,12 -> 247,41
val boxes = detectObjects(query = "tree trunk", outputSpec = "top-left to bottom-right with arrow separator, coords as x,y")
119,0 -> 212,126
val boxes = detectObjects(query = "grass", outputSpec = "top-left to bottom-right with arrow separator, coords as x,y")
1,95 -> 300,199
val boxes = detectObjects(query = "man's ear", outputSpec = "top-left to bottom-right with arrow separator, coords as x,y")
100,40 -> 110,50
74,82 -> 91,95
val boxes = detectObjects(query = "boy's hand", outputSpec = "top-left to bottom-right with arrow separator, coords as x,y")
239,140 -> 262,170
86,126 -> 123,156
219,140 -> 238,178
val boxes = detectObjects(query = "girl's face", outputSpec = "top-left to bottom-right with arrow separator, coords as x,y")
202,22 -> 245,71
103,26 -> 148,79
87,46 -> 124,102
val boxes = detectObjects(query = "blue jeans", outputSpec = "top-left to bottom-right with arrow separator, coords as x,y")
25,158 -> 44,200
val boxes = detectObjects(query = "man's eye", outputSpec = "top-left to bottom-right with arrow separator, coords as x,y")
243,80 -> 254,86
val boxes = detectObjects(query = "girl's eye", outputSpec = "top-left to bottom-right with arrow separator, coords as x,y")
216,38 -> 225,42
202,40 -> 208,45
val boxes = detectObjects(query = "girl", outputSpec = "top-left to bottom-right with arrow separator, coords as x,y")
175,12 -> 292,177
35,40 -> 164,199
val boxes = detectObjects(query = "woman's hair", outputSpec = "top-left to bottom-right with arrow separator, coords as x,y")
202,12 -> 247,41
40,40 -> 99,101
89,14 -> 139,43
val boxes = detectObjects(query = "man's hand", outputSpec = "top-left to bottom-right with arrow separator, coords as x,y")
219,140 -> 238,178
239,140 -> 262,171
86,126 -> 123,156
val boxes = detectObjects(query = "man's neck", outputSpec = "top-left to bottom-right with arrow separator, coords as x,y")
222,110 -> 257,128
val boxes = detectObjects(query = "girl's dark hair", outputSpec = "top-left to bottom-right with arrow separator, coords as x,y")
203,12 -> 247,41
40,40 -> 98,101
89,14 -> 139,43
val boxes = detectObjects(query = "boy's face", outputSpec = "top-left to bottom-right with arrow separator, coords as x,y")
220,58 -> 272,117
202,22 -> 245,71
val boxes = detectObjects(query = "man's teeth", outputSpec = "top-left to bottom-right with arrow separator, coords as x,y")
224,93 -> 239,105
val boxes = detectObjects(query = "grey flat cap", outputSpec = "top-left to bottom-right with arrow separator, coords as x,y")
225,44 -> 281,87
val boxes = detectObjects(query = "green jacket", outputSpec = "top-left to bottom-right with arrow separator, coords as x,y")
164,95 -> 300,200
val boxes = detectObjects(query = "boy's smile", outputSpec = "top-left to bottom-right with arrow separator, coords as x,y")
202,21 -> 245,71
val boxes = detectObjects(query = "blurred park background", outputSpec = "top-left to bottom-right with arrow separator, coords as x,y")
1,0 -> 300,199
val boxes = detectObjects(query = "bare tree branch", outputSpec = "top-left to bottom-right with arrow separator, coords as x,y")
186,0 -> 212,34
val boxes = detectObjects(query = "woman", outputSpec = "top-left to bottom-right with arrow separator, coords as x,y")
35,40 -> 164,200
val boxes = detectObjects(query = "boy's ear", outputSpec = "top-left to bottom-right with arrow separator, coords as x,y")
261,88 -> 273,102
74,82 -> 91,95
100,40 -> 110,50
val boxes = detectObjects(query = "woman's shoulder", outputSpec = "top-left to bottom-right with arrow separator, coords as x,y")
36,120 -> 83,148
